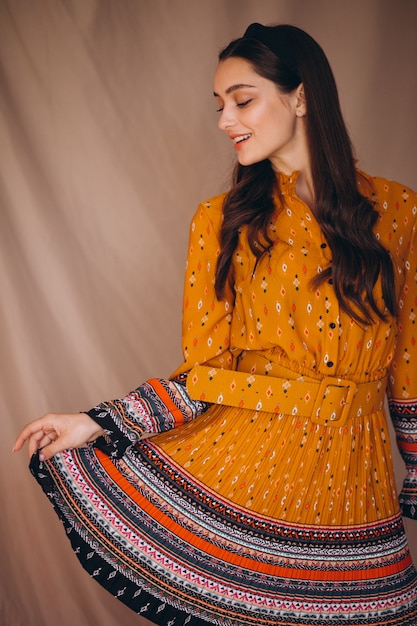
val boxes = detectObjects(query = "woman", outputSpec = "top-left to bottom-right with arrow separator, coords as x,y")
14,23 -> 417,625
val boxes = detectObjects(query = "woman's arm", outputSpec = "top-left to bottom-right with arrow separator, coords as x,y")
171,196 -> 236,377
13,376 -> 210,461
84,375 -> 210,458
387,191 -> 417,519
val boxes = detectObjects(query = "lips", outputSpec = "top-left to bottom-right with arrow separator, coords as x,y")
231,133 -> 252,144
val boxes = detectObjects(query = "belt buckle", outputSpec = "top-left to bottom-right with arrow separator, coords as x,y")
310,377 -> 357,427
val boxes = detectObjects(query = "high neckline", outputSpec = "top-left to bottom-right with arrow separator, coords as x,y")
277,170 -> 301,194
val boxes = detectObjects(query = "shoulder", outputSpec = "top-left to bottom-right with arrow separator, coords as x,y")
358,170 -> 417,250
357,169 -> 416,207
190,192 -> 228,236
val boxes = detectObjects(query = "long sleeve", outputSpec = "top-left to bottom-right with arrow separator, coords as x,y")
171,195 -> 236,377
386,186 -> 417,519
86,374 -> 210,459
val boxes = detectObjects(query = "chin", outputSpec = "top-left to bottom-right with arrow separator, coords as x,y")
237,154 -> 262,167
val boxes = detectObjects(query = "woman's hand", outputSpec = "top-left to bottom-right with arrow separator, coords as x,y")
13,412 -> 105,461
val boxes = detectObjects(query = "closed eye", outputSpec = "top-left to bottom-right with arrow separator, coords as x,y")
237,99 -> 252,107
216,99 -> 252,113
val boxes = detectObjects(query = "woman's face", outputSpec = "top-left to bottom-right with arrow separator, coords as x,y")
213,56 -> 306,173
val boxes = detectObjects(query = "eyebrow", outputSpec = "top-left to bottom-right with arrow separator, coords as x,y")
213,83 -> 256,97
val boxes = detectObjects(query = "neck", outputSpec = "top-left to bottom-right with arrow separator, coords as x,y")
295,170 -> 315,208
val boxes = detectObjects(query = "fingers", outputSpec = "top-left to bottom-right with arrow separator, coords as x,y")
30,431 -> 58,460
38,438 -> 67,461
14,412 -> 106,460
36,432 -> 57,451
13,417 -> 52,452
13,414 -> 61,458
28,433 -> 48,458
13,425 -> 33,451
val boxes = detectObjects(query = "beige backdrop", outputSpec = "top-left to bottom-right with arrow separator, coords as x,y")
1,1 -> 417,625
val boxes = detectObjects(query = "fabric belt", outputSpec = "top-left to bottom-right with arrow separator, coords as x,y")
186,365 -> 387,426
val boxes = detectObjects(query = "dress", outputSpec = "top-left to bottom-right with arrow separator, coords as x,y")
30,171 -> 417,625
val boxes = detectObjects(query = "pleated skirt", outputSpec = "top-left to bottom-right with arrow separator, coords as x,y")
30,401 -> 417,625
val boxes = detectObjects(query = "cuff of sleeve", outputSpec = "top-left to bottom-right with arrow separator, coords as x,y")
399,473 -> 417,519
86,405 -> 140,459
389,399 -> 417,519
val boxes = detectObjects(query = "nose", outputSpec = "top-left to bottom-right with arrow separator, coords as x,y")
217,106 -> 235,131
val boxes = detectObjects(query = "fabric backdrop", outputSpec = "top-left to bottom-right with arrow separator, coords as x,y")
1,1 -> 416,624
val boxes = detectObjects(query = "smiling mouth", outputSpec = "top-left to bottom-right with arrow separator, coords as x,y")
232,134 -> 252,144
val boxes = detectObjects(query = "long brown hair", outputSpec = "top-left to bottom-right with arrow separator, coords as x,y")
214,25 -> 396,324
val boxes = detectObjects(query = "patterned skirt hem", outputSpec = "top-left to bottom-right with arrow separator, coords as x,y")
29,446 -> 417,626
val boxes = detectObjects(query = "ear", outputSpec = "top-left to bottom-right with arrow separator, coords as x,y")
295,83 -> 307,117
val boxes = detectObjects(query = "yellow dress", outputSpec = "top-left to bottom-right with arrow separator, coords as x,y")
30,171 -> 417,625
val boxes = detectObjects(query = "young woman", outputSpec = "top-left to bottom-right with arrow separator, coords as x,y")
14,23 -> 417,625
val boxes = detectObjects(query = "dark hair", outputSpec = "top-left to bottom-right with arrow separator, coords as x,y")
214,24 -> 396,324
